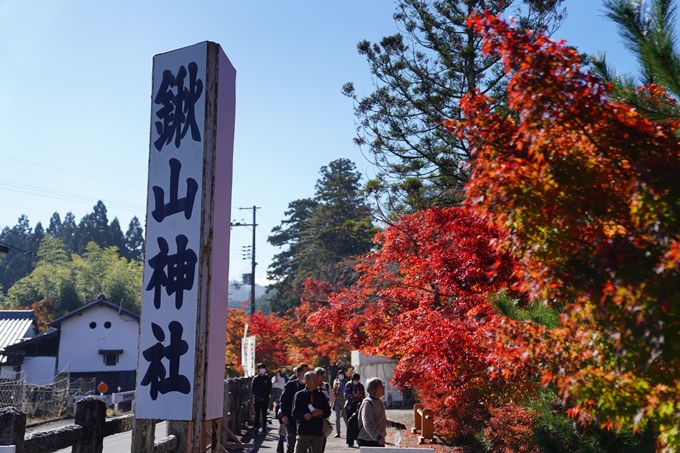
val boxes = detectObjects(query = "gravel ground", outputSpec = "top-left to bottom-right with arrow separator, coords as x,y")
384,408 -> 470,453
385,408 -> 415,430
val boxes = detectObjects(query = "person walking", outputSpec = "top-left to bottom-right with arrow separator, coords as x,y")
292,371 -> 331,453
344,373 -> 365,447
315,368 -> 334,407
280,364 -> 309,453
331,370 -> 347,438
270,369 -> 286,410
357,378 -> 406,447
315,368 -> 334,453
251,362 -> 272,436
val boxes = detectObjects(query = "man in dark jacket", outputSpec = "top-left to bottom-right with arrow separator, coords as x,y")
292,371 -> 331,453
280,364 -> 309,453
251,362 -> 272,435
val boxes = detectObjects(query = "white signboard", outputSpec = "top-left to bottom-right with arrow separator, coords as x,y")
136,41 -> 235,421
242,336 -> 256,378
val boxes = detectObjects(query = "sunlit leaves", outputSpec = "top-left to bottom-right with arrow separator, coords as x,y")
454,12 -> 680,450
309,206 -> 531,437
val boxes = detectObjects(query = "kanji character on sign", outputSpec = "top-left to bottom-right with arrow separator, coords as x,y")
152,158 -> 198,222
140,321 -> 191,401
146,234 -> 198,309
153,61 -> 203,151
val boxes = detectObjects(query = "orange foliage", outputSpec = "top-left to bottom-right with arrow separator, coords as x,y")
248,311 -> 289,369
287,279 -> 352,367
31,299 -> 55,331
451,11 -> 680,448
310,206 -> 533,438
225,308 -> 249,376
225,308 -> 291,376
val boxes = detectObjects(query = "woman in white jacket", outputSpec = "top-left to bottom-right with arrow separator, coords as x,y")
270,369 -> 286,410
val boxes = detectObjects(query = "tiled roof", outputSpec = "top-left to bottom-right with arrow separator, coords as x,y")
48,294 -> 139,327
0,310 -> 36,362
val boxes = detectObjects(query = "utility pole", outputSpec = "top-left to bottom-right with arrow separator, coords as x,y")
232,206 -> 260,315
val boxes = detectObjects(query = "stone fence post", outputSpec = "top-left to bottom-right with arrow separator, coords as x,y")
72,396 -> 107,453
0,407 -> 26,453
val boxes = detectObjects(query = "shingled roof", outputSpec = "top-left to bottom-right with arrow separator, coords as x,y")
0,310 -> 37,362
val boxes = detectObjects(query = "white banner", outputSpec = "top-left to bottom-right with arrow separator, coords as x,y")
242,336 -> 256,378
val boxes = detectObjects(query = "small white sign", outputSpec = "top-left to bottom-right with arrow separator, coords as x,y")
242,336 -> 256,377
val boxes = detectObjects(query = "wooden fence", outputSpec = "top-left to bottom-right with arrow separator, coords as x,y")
0,377 -> 253,453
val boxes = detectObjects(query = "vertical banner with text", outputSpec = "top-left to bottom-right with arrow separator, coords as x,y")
136,41 -> 236,421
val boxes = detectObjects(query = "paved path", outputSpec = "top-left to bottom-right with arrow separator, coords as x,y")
29,408 -> 415,452
51,421 -> 166,453
239,409 -> 414,453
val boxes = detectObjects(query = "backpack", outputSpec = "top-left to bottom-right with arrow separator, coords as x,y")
346,399 -> 374,442
346,406 -> 361,442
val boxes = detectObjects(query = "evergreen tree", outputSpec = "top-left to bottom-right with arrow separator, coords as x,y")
61,212 -> 77,251
590,0 -> 680,122
47,212 -> 62,238
343,0 -> 566,213
0,215 -> 41,293
267,159 -> 376,313
73,201 -> 110,253
109,217 -> 128,256
267,198 -> 318,313
124,216 -> 145,261
5,239 -> 143,317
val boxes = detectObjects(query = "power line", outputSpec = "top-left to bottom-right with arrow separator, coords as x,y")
0,154 -> 145,189
0,180 -> 145,214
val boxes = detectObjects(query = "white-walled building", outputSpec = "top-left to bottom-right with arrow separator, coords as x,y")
3,295 -> 140,392
351,350 -> 403,407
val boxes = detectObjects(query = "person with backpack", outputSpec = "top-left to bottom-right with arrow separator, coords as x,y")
344,373 -> 365,447
357,378 -> 406,447
315,368 -> 334,453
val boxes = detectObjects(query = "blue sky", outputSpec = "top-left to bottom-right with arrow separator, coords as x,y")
0,1 -> 641,285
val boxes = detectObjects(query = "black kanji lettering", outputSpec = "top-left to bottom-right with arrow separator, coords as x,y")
152,158 -> 198,222
146,234 -> 198,309
140,321 -> 191,401
153,62 -> 203,151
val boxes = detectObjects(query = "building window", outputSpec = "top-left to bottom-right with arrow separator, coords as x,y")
90,322 -> 97,329
104,321 -> 112,329
104,354 -> 118,366
99,349 -> 123,366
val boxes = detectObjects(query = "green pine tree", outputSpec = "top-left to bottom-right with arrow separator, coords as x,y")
267,159 -> 377,314
343,0 -> 567,214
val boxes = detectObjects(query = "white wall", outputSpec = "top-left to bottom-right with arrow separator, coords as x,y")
58,306 -> 139,372
351,351 -> 403,407
22,356 -> 57,384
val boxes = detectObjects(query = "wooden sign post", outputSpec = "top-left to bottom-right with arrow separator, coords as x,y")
133,41 -> 236,453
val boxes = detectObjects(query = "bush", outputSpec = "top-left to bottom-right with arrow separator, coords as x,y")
480,403 -> 540,453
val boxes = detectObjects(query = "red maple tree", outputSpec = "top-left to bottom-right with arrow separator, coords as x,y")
451,11 -> 680,449
310,206 -> 530,438
286,279 -> 353,368
224,308 -> 290,376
